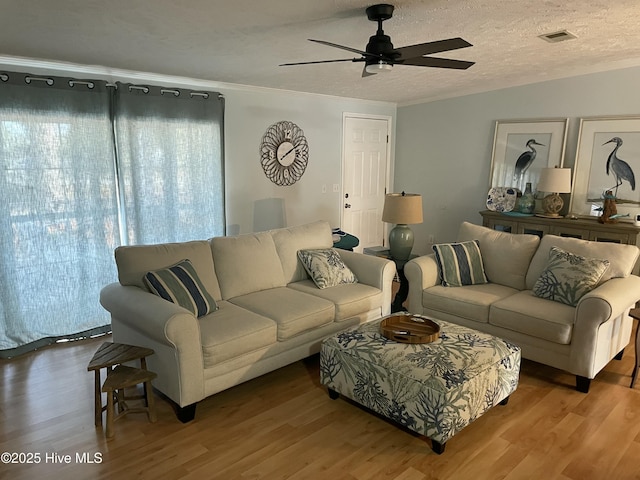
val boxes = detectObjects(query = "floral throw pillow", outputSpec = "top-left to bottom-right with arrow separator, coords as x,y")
297,248 -> 358,289
532,246 -> 610,307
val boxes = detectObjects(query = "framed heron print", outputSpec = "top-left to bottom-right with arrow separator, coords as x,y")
570,115 -> 640,220
489,118 -> 569,193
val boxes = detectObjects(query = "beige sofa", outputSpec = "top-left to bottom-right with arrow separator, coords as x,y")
405,222 -> 640,392
100,221 -> 395,421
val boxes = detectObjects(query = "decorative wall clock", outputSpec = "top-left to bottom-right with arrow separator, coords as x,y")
260,120 -> 309,186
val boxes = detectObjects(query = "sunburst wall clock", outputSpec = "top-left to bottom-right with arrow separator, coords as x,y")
260,120 -> 309,186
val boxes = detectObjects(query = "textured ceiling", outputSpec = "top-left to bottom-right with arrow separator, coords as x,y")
2,0 -> 640,104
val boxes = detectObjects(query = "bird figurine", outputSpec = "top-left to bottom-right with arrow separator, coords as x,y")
603,137 -> 636,196
514,139 -> 545,183
598,190 -> 618,224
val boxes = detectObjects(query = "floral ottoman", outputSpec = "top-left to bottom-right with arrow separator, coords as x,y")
320,315 -> 521,454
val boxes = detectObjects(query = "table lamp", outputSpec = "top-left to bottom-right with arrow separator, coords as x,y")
382,192 -> 423,260
536,167 -> 572,218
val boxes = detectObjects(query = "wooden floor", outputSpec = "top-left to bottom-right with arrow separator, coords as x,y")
1,328 -> 639,480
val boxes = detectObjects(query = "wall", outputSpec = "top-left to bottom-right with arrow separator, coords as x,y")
0,56 -> 396,235
223,88 -> 395,234
395,65 -> 640,255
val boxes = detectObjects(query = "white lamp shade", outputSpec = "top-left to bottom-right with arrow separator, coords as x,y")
537,167 -> 572,193
382,193 -> 423,225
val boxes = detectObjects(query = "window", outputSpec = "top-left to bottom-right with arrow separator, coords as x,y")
0,73 -> 224,357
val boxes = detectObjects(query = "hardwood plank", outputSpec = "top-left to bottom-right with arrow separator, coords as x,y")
0,325 -> 639,480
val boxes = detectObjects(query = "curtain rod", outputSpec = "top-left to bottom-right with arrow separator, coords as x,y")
1,71 -> 224,98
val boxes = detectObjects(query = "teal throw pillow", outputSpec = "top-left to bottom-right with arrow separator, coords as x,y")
532,246 -> 610,307
297,248 -> 358,289
144,259 -> 218,317
432,240 -> 488,287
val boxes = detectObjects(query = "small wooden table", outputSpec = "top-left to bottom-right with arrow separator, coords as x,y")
629,308 -> 640,388
87,342 -> 155,430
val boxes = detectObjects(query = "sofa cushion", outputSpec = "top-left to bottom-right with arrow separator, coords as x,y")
297,248 -> 358,289
271,221 -> 334,284
432,240 -> 488,287
526,234 -> 639,289
490,290 -> 574,344
144,259 -> 218,317
229,287 -> 335,340
422,283 -> 519,324
457,222 -> 540,290
115,240 -> 222,300
532,246 -> 610,307
210,231 -> 286,299
199,301 -> 277,368
288,280 -> 383,321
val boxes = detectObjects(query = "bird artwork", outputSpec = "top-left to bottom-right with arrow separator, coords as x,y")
603,137 -> 636,197
514,139 -> 545,183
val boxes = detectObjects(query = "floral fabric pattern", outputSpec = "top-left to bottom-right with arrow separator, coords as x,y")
320,315 -> 521,445
297,248 -> 358,289
532,246 -> 610,307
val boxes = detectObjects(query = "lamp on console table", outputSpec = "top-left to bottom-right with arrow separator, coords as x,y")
382,192 -> 423,261
536,167 -> 572,218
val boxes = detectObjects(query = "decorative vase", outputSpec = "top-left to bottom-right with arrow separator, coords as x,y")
519,183 -> 535,214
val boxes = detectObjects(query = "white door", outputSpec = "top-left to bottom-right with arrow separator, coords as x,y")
341,115 -> 391,251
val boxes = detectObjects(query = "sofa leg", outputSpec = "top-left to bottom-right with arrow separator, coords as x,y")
176,403 -> 197,423
614,349 -> 625,360
576,376 -> 591,393
431,439 -> 446,454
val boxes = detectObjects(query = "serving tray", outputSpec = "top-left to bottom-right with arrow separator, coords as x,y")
380,314 -> 440,344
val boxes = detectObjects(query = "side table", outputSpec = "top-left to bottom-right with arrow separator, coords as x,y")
87,342 -> 155,429
629,308 -> 640,388
363,247 -> 417,313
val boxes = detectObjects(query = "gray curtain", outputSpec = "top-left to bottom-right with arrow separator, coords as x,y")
113,83 -> 225,244
0,73 -> 225,358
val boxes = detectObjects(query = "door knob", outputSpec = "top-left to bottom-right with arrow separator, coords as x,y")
345,203 -> 351,208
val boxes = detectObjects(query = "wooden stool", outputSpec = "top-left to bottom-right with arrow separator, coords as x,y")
87,342 -> 155,431
102,365 -> 157,438
629,308 -> 640,388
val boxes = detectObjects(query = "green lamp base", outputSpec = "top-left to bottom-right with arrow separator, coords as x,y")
388,224 -> 414,261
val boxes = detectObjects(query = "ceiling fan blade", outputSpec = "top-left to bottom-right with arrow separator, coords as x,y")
361,65 -> 377,78
280,58 -> 363,66
395,37 -> 472,60
398,56 -> 474,70
308,39 -> 377,58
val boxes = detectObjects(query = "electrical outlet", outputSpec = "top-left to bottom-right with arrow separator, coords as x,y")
321,184 -> 327,194
428,234 -> 435,244
333,184 -> 340,192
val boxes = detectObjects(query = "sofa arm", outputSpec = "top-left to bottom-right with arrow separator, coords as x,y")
404,254 -> 440,314
100,283 -> 205,406
571,275 -> 640,377
337,250 -> 396,316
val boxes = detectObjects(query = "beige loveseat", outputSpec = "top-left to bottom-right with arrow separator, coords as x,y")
405,222 -> 640,392
100,221 -> 395,421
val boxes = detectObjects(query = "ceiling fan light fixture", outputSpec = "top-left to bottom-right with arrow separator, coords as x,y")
365,61 -> 393,74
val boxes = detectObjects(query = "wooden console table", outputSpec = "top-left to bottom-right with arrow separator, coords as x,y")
479,210 -> 640,245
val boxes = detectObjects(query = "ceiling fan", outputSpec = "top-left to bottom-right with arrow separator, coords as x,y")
280,3 -> 474,76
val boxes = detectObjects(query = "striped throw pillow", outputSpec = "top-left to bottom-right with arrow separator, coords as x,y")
144,259 -> 218,317
432,240 -> 488,287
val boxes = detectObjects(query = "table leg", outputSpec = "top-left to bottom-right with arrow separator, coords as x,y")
632,319 -> 639,388
94,371 -> 102,427
391,267 -> 409,313
141,357 -> 148,406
